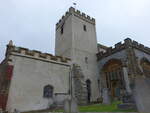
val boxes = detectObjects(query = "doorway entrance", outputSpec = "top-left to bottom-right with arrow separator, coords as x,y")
111,81 -> 121,98
86,79 -> 91,103
102,59 -> 125,100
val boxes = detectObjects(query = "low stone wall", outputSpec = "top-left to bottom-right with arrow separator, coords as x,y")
6,43 -> 71,64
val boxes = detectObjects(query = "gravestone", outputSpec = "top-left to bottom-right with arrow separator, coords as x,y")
64,99 -> 70,113
122,93 -> 135,103
13,109 -> 20,113
133,77 -> 150,113
64,97 -> 79,113
102,88 -> 111,105
118,93 -> 136,110
118,88 -> 136,110
70,98 -> 78,113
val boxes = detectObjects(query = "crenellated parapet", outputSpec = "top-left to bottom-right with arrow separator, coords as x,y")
56,7 -> 95,30
6,42 -> 71,64
97,38 -> 150,60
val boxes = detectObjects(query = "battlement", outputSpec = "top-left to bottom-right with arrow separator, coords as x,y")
56,7 -> 96,29
97,38 -> 150,60
6,42 -> 71,64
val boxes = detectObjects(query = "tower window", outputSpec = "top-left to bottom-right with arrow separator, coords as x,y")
61,25 -> 64,34
85,57 -> 88,64
83,25 -> 87,31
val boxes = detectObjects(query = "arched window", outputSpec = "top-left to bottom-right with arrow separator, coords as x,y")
43,85 -> 54,98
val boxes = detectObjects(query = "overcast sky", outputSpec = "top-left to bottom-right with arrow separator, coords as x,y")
0,0 -> 150,62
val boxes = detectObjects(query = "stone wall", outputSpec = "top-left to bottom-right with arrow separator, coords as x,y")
4,44 -> 71,112
0,59 -> 13,111
72,64 -> 87,105
0,63 -> 8,111
6,45 -> 71,64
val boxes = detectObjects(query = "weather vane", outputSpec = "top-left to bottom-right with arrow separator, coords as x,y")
73,1 -> 77,9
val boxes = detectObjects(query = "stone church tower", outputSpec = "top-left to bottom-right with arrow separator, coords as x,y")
55,7 -> 100,102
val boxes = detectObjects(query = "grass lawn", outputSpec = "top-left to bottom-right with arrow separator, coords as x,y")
56,101 -> 137,112
22,101 -> 137,113
79,101 -> 136,112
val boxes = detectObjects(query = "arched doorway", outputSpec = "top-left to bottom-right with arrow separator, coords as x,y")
141,58 -> 150,78
102,59 -> 125,100
86,79 -> 91,103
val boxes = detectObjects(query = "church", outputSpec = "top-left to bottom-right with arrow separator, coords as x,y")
0,7 -> 150,112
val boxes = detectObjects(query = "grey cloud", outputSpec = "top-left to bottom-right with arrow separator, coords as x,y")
0,0 -> 150,61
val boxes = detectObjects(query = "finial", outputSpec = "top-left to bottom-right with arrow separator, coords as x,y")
9,40 -> 13,46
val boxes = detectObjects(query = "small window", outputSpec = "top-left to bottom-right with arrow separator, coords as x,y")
85,57 -> 88,64
43,85 -> 54,98
83,25 -> 87,31
61,25 -> 64,34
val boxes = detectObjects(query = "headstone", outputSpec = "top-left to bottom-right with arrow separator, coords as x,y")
102,88 -> 111,105
122,93 -> 134,103
118,92 -> 136,110
133,77 -> 150,113
118,103 -> 136,110
70,98 -> 78,113
64,99 -> 70,113
13,109 -> 20,113
64,97 -> 79,113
